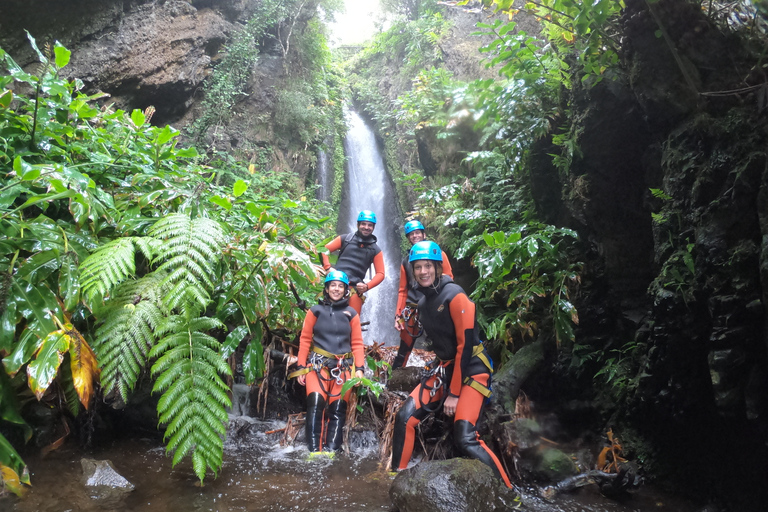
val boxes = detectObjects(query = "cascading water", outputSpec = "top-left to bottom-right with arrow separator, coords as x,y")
341,108 -> 401,346
315,148 -> 330,202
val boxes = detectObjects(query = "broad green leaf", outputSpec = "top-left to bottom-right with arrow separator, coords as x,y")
27,330 -> 70,399
58,253 -> 81,311
233,180 -> 248,198
139,189 -> 164,207
210,195 -> 232,211
0,89 -> 12,108
12,279 -> 58,338
0,300 -> 17,353
53,42 -> 71,68
221,325 -> 248,359
16,250 -> 60,284
242,323 -> 264,384
13,156 -> 32,178
25,30 -> 47,65
176,147 -> 198,158
130,109 -> 146,128
156,125 -> 175,145
2,329 -> 40,377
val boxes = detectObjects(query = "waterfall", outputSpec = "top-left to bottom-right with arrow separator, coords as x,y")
315,148 -> 330,202
342,108 -> 401,346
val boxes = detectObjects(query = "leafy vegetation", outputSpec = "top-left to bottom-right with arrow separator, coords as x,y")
0,34 -> 333,488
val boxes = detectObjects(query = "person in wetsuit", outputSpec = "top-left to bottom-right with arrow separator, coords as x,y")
392,219 -> 454,368
321,210 -> 385,315
390,241 -> 512,488
290,270 -> 365,453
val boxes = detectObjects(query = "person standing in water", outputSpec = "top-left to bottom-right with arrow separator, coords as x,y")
290,270 -> 365,454
321,210 -> 385,315
390,241 -> 512,488
392,219 -> 453,368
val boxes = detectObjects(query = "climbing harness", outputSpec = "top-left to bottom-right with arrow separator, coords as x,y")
307,347 -> 353,397
462,344 -> 494,399
399,303 -> 423,338
417,358 -> 453,413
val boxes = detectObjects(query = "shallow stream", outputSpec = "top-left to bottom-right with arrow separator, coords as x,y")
3,415 -> 702,512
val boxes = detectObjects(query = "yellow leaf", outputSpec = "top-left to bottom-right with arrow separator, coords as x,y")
68,325 -> 100,410
248,164 -> 256,174
1,464 -> 28,497
562,32 -> 575,43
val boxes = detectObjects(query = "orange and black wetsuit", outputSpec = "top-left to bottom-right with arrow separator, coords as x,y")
392,250 -> 453,368
390,275 -> 512,488
321,232 -> 385,315
292,297 -> 364,452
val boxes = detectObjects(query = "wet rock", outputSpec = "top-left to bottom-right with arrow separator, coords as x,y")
81,458 -> 135,508
499,418 -> 542,452
390,458 -> 517,512
535,447 -> 579,482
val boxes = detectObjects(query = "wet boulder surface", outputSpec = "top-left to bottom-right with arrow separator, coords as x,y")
390,458 -> 517,512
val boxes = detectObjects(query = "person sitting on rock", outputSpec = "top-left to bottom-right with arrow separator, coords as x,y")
392,219 -> 453,368
391,241 -> 512,488
290,270 -> 365,454
321,210 -> 385,315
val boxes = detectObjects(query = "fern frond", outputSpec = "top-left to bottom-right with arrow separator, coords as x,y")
93,276 -> 166,400
150,309 -> 232,483
149,214 -> 225,301
163,279 -> 211,312
79,238 -> 141,303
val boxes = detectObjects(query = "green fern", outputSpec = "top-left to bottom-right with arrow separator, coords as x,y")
82,212 -> 230,483
149,214 -> 225,310
79,237 -> 155,302
149,304 -> 231,482
93,275 -> 168,400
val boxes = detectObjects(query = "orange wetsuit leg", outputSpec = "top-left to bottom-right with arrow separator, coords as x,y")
454,373 -> 512,488
392,374 -> 444,470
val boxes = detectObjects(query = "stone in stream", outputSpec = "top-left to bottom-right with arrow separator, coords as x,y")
81,458 -> 135,507
390,458 -> 517,512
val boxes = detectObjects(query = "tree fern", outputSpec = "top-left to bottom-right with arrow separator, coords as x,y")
92,274 -> 168,400
149,302 -> 231,482
81,212 -> 231,482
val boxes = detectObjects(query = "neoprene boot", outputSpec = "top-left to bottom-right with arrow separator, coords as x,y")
305,392 -> 326,452
390,397 -> 417,470
325,399 -> 348,452
454,419 -> 506,481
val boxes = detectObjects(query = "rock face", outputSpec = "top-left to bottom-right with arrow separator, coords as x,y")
1,0 -> 254,127
389,458 -> 517,512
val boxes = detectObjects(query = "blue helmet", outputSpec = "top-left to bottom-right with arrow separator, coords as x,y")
325,270 -> 349,286
404,220 -> 425,235
409,240 -> 442,263
357,210 -> 377,224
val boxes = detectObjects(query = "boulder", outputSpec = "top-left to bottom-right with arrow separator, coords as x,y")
81,458 -> 135,508
390,458 -> 517,512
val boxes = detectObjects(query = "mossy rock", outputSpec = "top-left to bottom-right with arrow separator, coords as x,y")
537,447 -> 579,483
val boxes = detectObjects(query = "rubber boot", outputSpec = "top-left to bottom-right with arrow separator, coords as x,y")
325,399 -> 348,452
392,336 -> 413,368
305,392 -> 326,452
390,397 -> 417,470
454,419 -> 511,486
